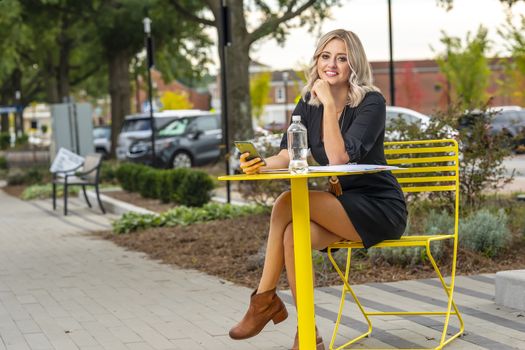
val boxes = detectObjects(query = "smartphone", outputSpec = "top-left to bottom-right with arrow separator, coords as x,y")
234,141 -> 266,165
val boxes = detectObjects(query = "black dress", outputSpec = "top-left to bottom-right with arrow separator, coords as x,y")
279,91 -> 407,249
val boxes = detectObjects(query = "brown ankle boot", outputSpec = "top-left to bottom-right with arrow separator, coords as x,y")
229,288 -> 288,340
291,326 -> 325,350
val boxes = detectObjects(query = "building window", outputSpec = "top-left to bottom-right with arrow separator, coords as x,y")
275,87 -> 285,103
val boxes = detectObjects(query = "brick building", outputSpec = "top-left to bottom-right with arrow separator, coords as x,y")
136,70 -> 211,112
209,58 -> 520,129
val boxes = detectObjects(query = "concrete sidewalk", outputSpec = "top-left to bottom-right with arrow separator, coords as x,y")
0,190 -> 524,349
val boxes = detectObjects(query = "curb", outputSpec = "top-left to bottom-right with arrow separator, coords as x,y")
85,190 -> 249,217
85,190 -> 156,216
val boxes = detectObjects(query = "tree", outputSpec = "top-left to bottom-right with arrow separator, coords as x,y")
438,0 -> 523,9
250,72 -> 271,123
168,0 -> 341,146
160,91 -> 193,110
498,14 -> 525,105
435,26 -> 491,110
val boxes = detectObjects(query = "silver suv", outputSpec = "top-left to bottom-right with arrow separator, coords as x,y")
116,110 -> 211,160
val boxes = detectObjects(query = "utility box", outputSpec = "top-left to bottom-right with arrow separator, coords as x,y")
50,102 -> 94,159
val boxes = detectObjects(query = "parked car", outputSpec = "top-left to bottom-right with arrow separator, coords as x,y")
116,110 -> 207,160
93,125 -> 111,157
459,106 -> 525,151
126,112 -> 222,168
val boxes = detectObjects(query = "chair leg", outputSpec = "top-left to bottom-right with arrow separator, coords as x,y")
52,183 -> 56,210
327,247 -> 372,349
95,185 -> 106,214
425,241 -> 464,348
64,183 -> 68,216
82,185 -> 92,208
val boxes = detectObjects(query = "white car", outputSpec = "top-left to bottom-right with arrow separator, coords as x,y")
386,106 -> 457,140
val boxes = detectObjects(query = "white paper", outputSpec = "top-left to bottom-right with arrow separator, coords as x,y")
260,164 -> 400,174
308,164 -> 400,173
50,148 -> 85,174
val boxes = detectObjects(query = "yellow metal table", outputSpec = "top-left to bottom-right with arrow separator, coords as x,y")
219,169 -> 382,350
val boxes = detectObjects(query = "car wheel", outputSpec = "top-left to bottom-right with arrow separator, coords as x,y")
172,151 -> 192,168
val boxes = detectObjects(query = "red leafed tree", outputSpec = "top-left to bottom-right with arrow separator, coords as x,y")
397,61 -> 423,110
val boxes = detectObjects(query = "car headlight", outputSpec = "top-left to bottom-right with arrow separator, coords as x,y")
129,141 -> 150,154
155,138 -> 173,150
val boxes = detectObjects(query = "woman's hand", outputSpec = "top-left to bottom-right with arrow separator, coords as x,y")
311,79 -> 335,106
239,152 -> 264,175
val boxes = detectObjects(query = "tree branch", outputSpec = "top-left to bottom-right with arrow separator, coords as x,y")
168,0 -> 216,27
70,65 -> 102,86
248,0 -> 314,45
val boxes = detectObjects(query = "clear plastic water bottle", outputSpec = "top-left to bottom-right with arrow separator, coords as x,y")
287,115 -> 308,174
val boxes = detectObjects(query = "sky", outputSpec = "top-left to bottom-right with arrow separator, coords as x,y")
248,0 -> 525,70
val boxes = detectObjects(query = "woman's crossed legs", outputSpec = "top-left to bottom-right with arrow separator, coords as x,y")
257,190 -> 362,299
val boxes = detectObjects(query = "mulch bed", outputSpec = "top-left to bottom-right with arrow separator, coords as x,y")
100,214 -> 525,289
2,185 -> 27,198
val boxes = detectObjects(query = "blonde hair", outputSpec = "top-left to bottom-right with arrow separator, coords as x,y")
301,29 -> 380,107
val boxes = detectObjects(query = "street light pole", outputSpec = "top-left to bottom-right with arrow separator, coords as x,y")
143,17 -> 156,166
219,1 -> 232,203
14,90 -> 22,137
282,71 -> 289,123
387,0 -> 396,106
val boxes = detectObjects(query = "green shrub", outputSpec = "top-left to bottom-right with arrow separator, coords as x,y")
15,133 -> 28,147
175,170 -> 215,207
21,184 -> 79,200
0,156 -> 7,170
138,167 -> 159,198
115,163 -> 215,207
0,132 -> 10,150
6,167 -> 44,185
100,161 -> 118,184
158,168 -> 189,203
459,209 -> 511,257
7,169 -> 25,185
112,202 -> 269,234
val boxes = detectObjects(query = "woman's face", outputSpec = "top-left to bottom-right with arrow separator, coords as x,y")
316,38 -> 351,87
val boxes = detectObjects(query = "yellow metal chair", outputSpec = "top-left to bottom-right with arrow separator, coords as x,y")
327,139 -> 464,350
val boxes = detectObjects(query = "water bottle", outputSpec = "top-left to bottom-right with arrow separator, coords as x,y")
287,115 -> 308,174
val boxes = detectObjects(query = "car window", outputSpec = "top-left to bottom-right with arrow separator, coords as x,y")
158,118 -> 190,136
122,119 -> 151,132
195,115 -> 219,131
93,127 -> 110,139
386,111 -> 421,127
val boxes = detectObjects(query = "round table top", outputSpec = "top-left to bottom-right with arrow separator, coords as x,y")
218,169 -> 382,181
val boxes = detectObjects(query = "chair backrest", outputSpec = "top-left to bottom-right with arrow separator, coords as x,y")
82,153 -> 103,182
384,139 -> 460,237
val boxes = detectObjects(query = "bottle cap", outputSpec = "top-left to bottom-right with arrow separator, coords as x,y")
292,115 -> 301,122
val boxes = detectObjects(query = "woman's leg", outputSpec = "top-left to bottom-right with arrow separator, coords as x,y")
257,191 -> 294,293
283,190 -> 362,302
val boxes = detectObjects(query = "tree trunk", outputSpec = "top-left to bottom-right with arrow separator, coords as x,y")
108,50 -> 131,158
57,20 -> 71,101
211,0 -> 253,147
44,52 -> 60,104
224,3 -> 253,145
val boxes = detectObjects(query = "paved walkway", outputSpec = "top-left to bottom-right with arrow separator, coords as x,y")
0,191 -> 524,349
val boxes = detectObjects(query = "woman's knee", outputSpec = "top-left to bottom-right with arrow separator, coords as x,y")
271,191 -> 292,218
283,223 -> 294,250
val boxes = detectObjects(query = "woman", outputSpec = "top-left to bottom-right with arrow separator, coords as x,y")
229,29 -> 407,349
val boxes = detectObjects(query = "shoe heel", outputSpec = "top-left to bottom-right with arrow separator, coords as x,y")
272,307 -> 288,324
